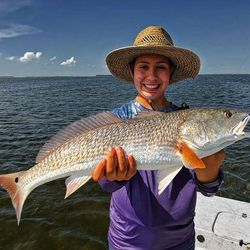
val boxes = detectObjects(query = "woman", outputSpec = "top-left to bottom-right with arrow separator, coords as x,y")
92,26 -> 224,250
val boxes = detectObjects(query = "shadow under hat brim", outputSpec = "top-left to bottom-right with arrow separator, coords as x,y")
106,45 -> 200,84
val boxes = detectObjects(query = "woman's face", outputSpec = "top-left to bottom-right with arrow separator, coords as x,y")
133,54 -> 173,102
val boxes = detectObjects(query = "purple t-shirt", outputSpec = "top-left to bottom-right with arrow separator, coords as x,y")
99,99 -> 223,250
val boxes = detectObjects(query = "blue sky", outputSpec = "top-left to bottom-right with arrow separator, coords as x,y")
0,0 -> 250,77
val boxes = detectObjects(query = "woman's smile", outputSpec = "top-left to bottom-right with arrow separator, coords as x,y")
143,83 -> 161,91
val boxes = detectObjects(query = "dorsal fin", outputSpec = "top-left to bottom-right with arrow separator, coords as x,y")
36,111 -> 123,164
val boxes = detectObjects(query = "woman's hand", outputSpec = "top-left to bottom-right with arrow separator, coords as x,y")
195,149 -> 225,183
92,147 -> 137,181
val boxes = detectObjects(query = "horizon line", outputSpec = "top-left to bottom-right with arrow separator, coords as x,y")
1,73 -> 250,78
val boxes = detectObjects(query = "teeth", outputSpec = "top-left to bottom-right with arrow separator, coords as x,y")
144,84 -> 159,89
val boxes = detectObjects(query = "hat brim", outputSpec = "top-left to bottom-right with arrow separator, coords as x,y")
106,45 -> 200,84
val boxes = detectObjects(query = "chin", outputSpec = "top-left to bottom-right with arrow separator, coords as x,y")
143,94 -> 159,101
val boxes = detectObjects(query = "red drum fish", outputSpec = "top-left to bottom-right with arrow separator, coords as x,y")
0,108 -> 249,224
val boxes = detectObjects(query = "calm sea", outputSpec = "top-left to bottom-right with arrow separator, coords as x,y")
0,75 -> 249,249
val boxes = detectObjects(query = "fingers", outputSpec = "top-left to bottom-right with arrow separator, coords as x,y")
125,155 -> 137,180
106,147 -> 129,181
116,148 -> 137,180
92,159 -> 107,181
92,147 -> 137,182
116,147 -> 129,178
106,147 -> 118,181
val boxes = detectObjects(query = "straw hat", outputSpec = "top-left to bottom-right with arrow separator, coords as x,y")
106,26 -> 200,84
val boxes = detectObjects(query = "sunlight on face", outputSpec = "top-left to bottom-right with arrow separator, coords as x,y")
133,54 -> 173,102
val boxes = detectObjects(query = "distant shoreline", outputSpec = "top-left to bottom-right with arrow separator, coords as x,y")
0,74 -> 250,78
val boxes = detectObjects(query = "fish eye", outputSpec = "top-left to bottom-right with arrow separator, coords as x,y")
224,110 -> 232,118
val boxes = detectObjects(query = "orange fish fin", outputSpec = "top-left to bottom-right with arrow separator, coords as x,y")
176,142 -> 206,169
65,174 -> 91,199
0,171 -> 28,225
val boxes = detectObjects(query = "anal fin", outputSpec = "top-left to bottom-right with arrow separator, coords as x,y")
65,174 -> 91,199
157,166 -> 182,195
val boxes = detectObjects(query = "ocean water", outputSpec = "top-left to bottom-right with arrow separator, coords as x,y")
0,75 -> 249,249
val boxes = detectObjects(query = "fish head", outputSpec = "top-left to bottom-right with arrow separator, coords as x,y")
179,108 -> 250,154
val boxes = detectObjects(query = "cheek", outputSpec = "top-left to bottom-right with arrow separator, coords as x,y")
161,81 -> 170,90
133,72 -> 144,83
161,72 -> 171,84
133,74 -> 145,91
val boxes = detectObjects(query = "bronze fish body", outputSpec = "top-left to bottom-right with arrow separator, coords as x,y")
0,108 -> 249,224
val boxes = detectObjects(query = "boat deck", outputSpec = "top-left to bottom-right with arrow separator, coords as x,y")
195,193 -> 250,250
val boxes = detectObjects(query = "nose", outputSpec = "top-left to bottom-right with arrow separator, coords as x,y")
146,67 -> 158,81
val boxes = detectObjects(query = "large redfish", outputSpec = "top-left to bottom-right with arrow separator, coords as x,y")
0,108 -> 249,224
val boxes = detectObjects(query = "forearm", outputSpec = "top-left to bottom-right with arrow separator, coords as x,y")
193,150 -> 225,196
194,169 -> 224,196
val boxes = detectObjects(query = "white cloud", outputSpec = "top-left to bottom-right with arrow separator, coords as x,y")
49,56 -> 57,61
19,51 -> 42,63
0,23 -> 41,39
6,56 -> 16,61
60,57 -> 76,66
35,52 -> 42,58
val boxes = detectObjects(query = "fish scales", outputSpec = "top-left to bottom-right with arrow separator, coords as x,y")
0,108 -> 249,224
21,112 -> 186,188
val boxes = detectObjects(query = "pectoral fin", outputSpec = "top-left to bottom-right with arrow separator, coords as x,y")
157,166 -> 182,195
65,174 -> 91,199
176,142 -> 205,169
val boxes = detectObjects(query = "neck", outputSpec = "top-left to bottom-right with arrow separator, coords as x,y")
136,95 -> 170,111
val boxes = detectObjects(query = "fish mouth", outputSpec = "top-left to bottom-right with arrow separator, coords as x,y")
180,114 -> 250,158
233,115 -> 250,136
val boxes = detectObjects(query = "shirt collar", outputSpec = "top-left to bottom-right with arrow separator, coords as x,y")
134,95 -> 177,112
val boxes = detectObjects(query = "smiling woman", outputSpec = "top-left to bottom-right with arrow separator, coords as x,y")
0,74 -> 249,250
132,54 -> 173,110
91,26 -> 227,250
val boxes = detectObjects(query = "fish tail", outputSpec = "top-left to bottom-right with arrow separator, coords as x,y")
0,171 -> 28,225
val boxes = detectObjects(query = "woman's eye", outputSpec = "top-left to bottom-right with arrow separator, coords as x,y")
157,66 -> 165,70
